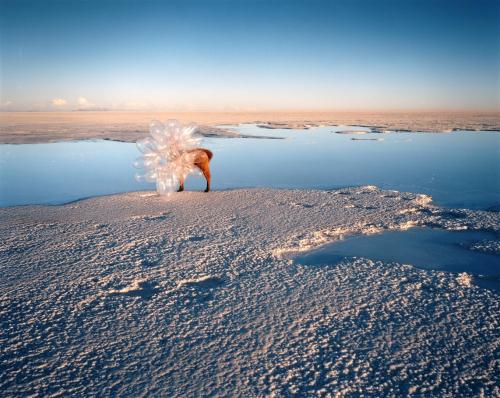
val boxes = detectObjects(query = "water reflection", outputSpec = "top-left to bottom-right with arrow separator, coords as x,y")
294,227 -> 500,292
0,125 -> 498,209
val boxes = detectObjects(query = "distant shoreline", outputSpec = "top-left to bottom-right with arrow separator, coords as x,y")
0,110 -> 499,144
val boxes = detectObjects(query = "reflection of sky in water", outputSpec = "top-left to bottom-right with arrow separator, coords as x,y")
0,125 -> 499,209
294,228 -> 500,292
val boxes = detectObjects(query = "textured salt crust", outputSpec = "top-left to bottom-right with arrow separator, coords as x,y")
0,122 -> 279,144
1,187 -> 499,397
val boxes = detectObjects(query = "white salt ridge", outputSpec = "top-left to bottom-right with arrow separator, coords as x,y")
469,239 -> 500,255
109,279 -> 147,294
1,187 -> 499,397
177,275 -> 224,289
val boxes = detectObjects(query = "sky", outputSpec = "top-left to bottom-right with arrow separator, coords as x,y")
0,0 -> 499,111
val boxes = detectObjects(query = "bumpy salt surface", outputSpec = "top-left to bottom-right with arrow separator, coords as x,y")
1,187 -> 499,397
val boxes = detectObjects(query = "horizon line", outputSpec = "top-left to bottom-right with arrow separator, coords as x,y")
1,108 -> 499,114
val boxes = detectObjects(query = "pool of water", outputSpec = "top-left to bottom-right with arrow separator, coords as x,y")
294,228 -> 500,292
0,125 -> 499,209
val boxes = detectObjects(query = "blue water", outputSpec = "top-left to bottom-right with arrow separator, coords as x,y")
294,228 -> 500,292
0,125 -> 499,209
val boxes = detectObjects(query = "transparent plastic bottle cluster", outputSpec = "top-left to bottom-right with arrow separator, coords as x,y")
134,119 -> 201,195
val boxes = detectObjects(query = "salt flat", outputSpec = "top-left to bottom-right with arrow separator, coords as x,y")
1,187 -> 498,397
1,111 -> 499,143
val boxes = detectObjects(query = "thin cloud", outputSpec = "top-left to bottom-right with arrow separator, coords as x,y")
51,98 -> 67,106
75,97 -> 109,111
0,100 -> 13,109
77,96 -> 93,107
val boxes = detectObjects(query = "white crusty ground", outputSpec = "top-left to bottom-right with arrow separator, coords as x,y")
0,123 -> 281,144
0,187 -> 499,397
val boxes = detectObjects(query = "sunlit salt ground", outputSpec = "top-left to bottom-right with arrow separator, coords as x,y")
0,124 -> 499,209
294,228 -> 500,292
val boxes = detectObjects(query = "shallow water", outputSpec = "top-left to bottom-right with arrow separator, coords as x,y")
0,125 -> 499,208
294,228 -> 500,292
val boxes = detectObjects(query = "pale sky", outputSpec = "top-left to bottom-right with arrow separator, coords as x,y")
1,0 -> 499,111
